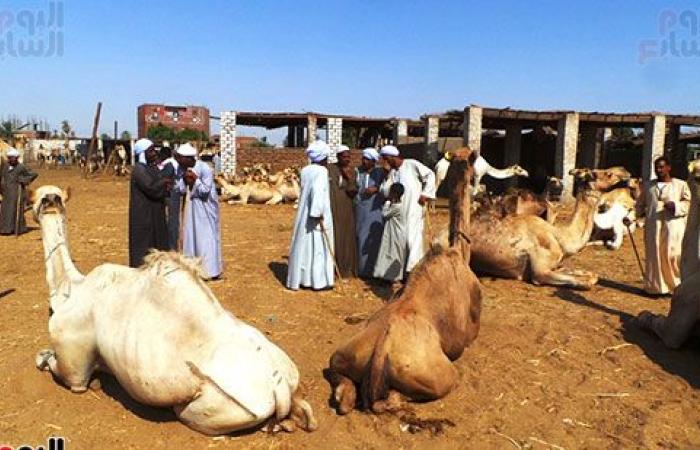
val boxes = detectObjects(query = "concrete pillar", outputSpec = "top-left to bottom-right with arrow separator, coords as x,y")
555,112 -> 579,197
504,124 -> 522,188
504,124 -> 522,166
287,125 -> 305,147
326,117 -> 343,163
306,114 -> 317,146
642,115 -> 666,182
295,126 -> 304,147
393,119 -> 408,145
220,111 -> 237,177
666,124 -> 686,178
600,127 -> 612,167
424,116 -> 439,166
463,106 -> 483,154
578,124 -> 601,169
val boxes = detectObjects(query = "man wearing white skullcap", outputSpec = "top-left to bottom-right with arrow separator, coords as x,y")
305,139 -> 330,164
379,145 -> 400,157
375,144 -> 435,276
128,138 -> 172,267
355,147 -> 385,277
287,140 -> 335,290
173,142 -> 222,280
133,138 -> 154,165
0,147 -> 38,235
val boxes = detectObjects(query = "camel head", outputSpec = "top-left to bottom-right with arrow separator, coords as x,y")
688,159 -> 700,200
688,159 -> 700,182
29,185 -> 71,222
511,165 -> 529,177
569,168 -> 595,183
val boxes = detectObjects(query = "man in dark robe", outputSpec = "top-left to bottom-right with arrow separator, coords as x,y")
328,145 -> 358,277
0,148 -> 38,235
128,139 -> 173,267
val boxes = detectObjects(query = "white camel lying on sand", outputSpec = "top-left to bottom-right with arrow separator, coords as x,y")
31,185 -> 316,435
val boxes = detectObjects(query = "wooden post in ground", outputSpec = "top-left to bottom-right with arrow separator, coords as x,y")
83,102 -> 102,178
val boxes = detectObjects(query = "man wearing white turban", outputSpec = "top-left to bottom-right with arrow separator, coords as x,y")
354,147 -> 385,277
0,148 -> 38,235
286,140 -> 334,290
375,145 -> 435,276
328,144 -> 359,277
173,143 -> 223,280
128,138 -> 172,267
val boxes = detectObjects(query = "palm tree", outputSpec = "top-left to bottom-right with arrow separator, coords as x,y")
0,121 -> 14,140
61,120 -> 72,138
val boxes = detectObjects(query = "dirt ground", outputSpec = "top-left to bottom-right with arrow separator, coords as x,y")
1,168 -> 699,450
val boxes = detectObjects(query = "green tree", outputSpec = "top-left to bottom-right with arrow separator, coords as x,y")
147,123 -> 176,141
100,133 -> 111,140
251,136 -> 273,147
177,128 -> 207,142
120,130 -> 132,140
0,121 -> 13,140
611,127 -> 635,141
61,120 -> 72,137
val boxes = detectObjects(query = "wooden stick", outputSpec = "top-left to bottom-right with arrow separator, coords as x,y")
14,184 -> 22,237
319,219 -> 343,282
625,221 -> 645,279
83,102 -> 102,178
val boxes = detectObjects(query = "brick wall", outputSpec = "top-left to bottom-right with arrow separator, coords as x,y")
236,146 -> 363,174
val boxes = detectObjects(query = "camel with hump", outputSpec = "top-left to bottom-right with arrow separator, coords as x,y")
636,160 -> 700,348
31,185 -> 315,435
329,147 -> 482,414
459,169 -> 602,289
571,166 -> 642,250
435,153 -> 529,194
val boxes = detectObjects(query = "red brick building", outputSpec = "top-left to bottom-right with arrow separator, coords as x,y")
137,104 -> 210,139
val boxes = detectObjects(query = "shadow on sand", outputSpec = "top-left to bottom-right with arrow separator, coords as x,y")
97,373 -> 267,436
553,288 -> 700,389
0,288 -> 16,299
268,261 -> 288,287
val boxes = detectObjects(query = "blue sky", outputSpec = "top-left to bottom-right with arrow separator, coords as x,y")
2,0 -> 700,139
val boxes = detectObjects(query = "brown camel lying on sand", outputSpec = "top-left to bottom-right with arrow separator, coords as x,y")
467,170 -> 601,289
328,147 -> 482,414
637,160 -> 700,348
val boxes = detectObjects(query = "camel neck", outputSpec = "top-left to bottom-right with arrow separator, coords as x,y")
555,192 -> 598,255
40,213 -> 82,296
448,161 -> 472,259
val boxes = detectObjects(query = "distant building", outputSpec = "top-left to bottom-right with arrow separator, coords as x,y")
137,104 -> 210,139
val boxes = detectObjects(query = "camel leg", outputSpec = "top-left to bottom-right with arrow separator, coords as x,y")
331,374 -> 357,415
637,284 -> 700,349
288,395 -> 317,431
328,322 -> 386,414
265,194 -> 283,205
529,251 -> 598,290
35,344 -> 96,393
380,326 -> 458,406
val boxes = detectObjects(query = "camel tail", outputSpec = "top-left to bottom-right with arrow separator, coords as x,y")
360,326 -> 392,410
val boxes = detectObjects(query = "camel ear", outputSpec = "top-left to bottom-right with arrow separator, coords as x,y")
63,186 -> 71,203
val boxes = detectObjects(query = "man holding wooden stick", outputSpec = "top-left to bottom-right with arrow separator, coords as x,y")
286,140 -> 335,291
0,148 -> 38,236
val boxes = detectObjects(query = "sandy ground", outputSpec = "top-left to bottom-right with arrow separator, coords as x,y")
1,168 -> 699,449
